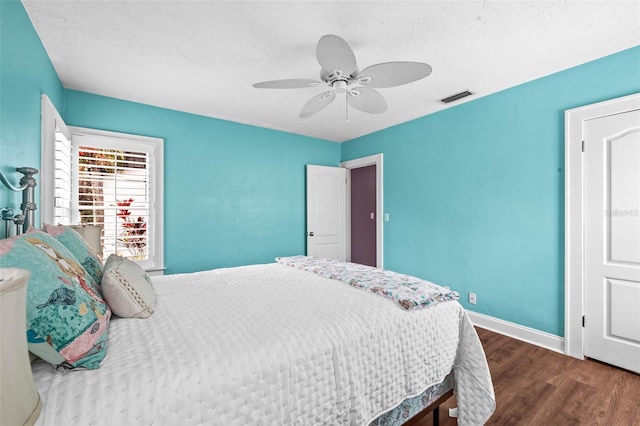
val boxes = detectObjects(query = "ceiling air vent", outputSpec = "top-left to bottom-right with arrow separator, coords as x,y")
440,90 -> 473,104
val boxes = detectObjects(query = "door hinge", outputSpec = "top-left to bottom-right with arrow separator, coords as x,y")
582,315 -> 585,327
581,140 -> 585,152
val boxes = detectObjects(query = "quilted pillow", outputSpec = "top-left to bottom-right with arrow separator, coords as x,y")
102,254 -> 156,319
43,224 -> 104,286
0,229 -> 111,369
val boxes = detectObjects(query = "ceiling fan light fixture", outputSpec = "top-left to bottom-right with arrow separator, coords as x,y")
333,80 -> 348,93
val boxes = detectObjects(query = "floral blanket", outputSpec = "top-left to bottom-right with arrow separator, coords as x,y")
275,256 -> 459,310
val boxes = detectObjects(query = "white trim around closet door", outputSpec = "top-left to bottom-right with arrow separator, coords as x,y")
564,92 -> 640,359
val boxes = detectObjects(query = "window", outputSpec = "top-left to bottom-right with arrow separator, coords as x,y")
70,131 -> 163,272
41,95 -> 164,274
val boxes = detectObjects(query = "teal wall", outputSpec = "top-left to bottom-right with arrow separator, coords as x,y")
342,46 -> 640,336
0,0 -> 64,213
63,90 -> 339,273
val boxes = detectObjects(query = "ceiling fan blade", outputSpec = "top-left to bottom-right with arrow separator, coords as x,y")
356,62 -> 432,88
316,34 -> 358,77
253,79 -> 323,89
300,91 -> 336,118
347,87 -> 387,114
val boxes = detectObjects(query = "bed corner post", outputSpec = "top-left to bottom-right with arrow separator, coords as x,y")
17,167 -> 39,233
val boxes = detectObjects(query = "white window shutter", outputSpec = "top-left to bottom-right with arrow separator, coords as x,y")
53,126 -> 73,225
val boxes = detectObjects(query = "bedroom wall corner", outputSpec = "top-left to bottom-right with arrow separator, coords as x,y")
0,0 -> 64,221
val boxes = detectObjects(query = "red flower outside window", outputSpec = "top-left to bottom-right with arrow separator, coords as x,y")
116,198 -> 146,259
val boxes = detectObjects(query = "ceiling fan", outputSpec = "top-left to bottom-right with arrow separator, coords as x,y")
253,34 -> 432,120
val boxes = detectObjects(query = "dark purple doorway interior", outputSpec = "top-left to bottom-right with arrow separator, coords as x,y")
350,165 -> 376,267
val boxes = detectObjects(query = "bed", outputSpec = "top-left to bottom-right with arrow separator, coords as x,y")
0,173 -> 495,425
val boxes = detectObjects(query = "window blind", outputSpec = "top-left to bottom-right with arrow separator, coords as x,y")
77,146 -> 151,262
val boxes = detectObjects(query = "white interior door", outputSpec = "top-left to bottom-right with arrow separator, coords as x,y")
306,165 -> 346,261
584,109 -> 640,373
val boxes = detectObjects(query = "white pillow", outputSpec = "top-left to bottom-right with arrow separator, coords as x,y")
101,254 -> 156,319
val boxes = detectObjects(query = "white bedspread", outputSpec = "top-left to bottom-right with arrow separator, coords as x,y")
32,263 -> 494,425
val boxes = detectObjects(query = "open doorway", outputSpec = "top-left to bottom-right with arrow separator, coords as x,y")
342,154 -> 384,268
350,165 -> 376,266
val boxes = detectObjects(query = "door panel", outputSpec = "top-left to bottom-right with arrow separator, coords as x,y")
584,109 -> 640,373
609,278 -> 640,342
609,133 -> 640,263
306,165 -> 346,261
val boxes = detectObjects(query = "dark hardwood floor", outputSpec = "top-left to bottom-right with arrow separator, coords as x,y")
417,327 -> 640,426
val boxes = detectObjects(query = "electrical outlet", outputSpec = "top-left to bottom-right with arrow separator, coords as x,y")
469,292 -> 477,304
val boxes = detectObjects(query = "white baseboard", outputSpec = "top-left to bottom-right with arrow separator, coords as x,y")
466,310 -> 565,354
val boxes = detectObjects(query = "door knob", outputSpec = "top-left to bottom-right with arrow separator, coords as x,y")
309,232 -> 314,237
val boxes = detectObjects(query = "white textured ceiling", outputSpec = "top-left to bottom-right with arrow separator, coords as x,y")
22,1 -> 640,142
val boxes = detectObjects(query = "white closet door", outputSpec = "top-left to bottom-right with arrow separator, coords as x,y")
584,108 -> 640,373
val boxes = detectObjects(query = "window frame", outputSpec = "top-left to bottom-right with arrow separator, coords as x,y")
41,95 -> 165,275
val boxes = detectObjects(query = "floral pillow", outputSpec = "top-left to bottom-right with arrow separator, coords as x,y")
0,229 -> 111,370
102,254 -> 156,319
43,224 -> 104,286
